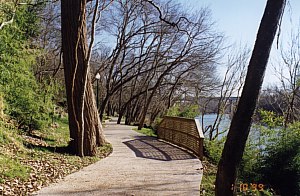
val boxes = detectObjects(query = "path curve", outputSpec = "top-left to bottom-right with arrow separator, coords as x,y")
36,119 -> 203,195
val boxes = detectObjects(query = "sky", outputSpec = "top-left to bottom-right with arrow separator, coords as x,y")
176,0 -> 300,87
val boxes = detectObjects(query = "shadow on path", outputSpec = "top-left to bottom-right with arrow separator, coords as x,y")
123,136 -> 196,161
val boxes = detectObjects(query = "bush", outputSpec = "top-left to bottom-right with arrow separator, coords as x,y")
257,123 -> 300,196
204,137 -> 226,164
202,110 -> 299,195
0,50 -> 54,131
238,122 -> 300,196
0,2 -> 54,131
166,104 -> 199,118
258,109 -> 284,128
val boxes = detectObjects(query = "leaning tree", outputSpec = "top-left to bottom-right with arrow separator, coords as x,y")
215,0 -> 286,195
61,0 -> 107,156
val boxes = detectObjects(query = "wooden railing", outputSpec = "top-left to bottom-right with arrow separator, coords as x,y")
157,116 -> 204,160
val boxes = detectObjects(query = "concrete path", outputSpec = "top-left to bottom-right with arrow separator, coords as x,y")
36,118 -> 203,196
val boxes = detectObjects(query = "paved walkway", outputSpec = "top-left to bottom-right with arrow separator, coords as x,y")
36,118 -> 203,196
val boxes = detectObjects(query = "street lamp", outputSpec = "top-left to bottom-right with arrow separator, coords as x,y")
95,73 -> 100,109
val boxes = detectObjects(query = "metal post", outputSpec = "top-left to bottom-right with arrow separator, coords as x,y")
96,79 -> 99,109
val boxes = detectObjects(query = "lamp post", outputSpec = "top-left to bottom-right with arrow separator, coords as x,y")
95,73 -> 100,110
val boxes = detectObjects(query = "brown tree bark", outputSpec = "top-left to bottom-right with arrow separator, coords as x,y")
137,90 -> 154,130
61,0 -> 107,156
215,0 -> 286,195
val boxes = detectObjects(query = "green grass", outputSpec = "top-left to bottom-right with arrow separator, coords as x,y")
0,120 -> 23,146
35,116 -> 70,147
132,127 -> 157,137
0,155 -> 30,182
0,114 -> 113,194
0,120 -> 29,182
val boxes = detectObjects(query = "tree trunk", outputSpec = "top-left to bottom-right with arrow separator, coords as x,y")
106,101 -> 111,117
84,79 -> 107,148
125,105 -> 131,125
99,95 -> 109,121
215,0 -> 286,195
138,90 -> 156,130
61,0 -> 107,156
117,104 -> 127,124
132,101 -> 141,123
150,108 -> 160,126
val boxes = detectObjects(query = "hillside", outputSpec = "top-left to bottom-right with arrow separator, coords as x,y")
0,115 -> 112,195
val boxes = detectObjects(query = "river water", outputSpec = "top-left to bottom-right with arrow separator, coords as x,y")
196,114 -> 231,138
196,114 -> 267,142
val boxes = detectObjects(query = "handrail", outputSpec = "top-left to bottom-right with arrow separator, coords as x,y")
157,116 -> 204,160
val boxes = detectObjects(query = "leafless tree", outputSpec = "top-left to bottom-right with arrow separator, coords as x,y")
215,0 -> 286,194
200,46 -> 249,141
34,1 -> 62,81
272,28 -> 300,127
94,0 -> 223,128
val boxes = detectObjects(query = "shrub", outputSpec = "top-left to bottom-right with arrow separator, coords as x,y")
257,123 -> 300,196
166,104 -> 199,118
258,109 -> 284,128
0,2 -> 54,131
204,136 -> 226,164
238,122 -> 300,196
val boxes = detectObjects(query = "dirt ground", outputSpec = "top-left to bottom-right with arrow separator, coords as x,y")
35,119 -> 203,196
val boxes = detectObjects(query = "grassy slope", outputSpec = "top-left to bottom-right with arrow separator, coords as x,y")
0,116 -> 112,195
